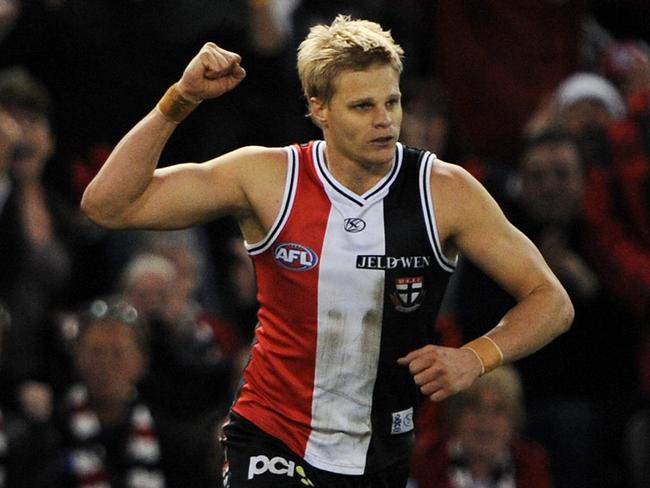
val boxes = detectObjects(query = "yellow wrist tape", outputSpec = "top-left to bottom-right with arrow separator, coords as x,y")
461,335 -> 504,376
156,83 -> 200,123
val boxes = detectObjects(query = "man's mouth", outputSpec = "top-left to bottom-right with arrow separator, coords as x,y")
370,135 -> 394,144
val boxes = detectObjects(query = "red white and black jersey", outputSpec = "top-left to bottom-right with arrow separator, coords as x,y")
231,140 -> 457,475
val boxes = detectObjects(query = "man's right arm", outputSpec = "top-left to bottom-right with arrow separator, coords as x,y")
81,43 -> 250,230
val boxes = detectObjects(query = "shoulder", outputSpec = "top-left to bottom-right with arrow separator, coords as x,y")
430,159 -> 491,217
202,145 -> 289,189
235,145 -> 291,185
430,159 -> 480,191
428,159 -> 507,241
210,145 -> 288,169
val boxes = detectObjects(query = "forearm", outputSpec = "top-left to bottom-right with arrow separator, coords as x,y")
82,42 -> 245,229
483,282 -> 574,364
19,180 -> 53,244
248,0 -> 285,55
81,108 -> 177,227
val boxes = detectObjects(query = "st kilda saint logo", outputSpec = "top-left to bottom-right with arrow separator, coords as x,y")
390,276 -> 426,312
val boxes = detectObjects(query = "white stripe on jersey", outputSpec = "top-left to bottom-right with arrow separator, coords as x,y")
245,145 -> 299,255
419,152 -> 458,272
303,146 -> 388,473
304,200 -> 386,473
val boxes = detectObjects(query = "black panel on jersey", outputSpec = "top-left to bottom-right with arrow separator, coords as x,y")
364,145 -> 452,473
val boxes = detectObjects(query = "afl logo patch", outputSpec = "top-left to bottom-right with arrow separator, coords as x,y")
344,218 -> 366,233
273,243 -> 318,271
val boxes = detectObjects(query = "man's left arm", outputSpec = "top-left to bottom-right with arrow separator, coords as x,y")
399,162 -> 574,401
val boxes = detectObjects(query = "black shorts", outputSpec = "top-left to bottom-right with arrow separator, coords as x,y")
221,413 -> 409,488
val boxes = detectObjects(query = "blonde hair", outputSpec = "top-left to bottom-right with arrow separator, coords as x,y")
447,366 -> 526,431
297,15 -> 404,105
119,253 -> 177,292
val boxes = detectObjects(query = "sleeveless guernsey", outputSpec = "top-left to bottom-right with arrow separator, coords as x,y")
232,140 -> 457,475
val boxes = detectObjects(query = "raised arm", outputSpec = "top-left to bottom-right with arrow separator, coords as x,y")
400,162 -> 574,401
81,43 -> 250,230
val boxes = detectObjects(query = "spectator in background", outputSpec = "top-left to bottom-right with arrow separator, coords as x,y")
0,0 -> 305,311
409,366 -> 552,488
430,0 -> 591,164
224,235 -> 258,344
451,129 -> 637,488
400,78 -> 454,160
527,66 -> 650,486
0,0 -> 19,43
524,71 -> 627,165
554,71 -> 626,167
515,129 -> 636,488
54,298 -> 164,488
581,41 -> 650,346
54,297 -> 222,488
119,252 -> 240,422
0,66 -> 71,406
593,39 -> 650,488
626,406 -> 650,488
400,76 -> 511,201
135,229 -> 224,321
0,300 -> 61,488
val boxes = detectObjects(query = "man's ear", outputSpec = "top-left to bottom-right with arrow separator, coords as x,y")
309,97 -> 328,128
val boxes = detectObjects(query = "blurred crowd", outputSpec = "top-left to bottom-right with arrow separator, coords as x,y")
0,1 -> 649,487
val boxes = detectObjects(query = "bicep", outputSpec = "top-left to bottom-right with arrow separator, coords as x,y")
123,155 -> 249,229
460,217 -> 555,301
446,172 -> 557,300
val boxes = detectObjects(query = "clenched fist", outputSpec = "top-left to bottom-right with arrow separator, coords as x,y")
176,42 -> 246,102
398,344 -> 482,402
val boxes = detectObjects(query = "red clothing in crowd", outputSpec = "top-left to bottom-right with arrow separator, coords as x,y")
583,89 -> 650,395
433,0 -> 587,162
409,437 -> 553,488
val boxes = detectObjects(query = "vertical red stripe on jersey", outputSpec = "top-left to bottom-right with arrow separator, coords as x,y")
233,142 -> 330,457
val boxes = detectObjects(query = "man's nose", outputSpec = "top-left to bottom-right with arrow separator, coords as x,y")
374,107 -> 392,127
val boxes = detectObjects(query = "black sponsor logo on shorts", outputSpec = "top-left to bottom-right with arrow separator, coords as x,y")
247,455 -> 314,486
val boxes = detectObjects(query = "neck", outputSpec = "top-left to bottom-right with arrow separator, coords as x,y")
469,459 -> 493,482
323,144 -> 394,195
88,392 -> 133,427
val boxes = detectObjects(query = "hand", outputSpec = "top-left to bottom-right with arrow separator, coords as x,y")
19,381 -> 53,422
538,229 -> 599,299
398,345 -> 481,401
523,92 -> 559,138
12,115 -> 55,182
176,42 -> 246,102
0,109 -> 21,173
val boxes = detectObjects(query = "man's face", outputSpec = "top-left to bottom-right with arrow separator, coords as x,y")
0,109 -> 20,175
559,99 -> 613,136
520,142 -> 584,226
455,390 -> 515,462
124,273 -> 172,319
76,321 -> 145,404
313,63 -> 402,169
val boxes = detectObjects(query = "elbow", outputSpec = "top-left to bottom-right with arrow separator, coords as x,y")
557,286 -> 575,335
80,186 -> 129,229
79,189 -> 98,222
